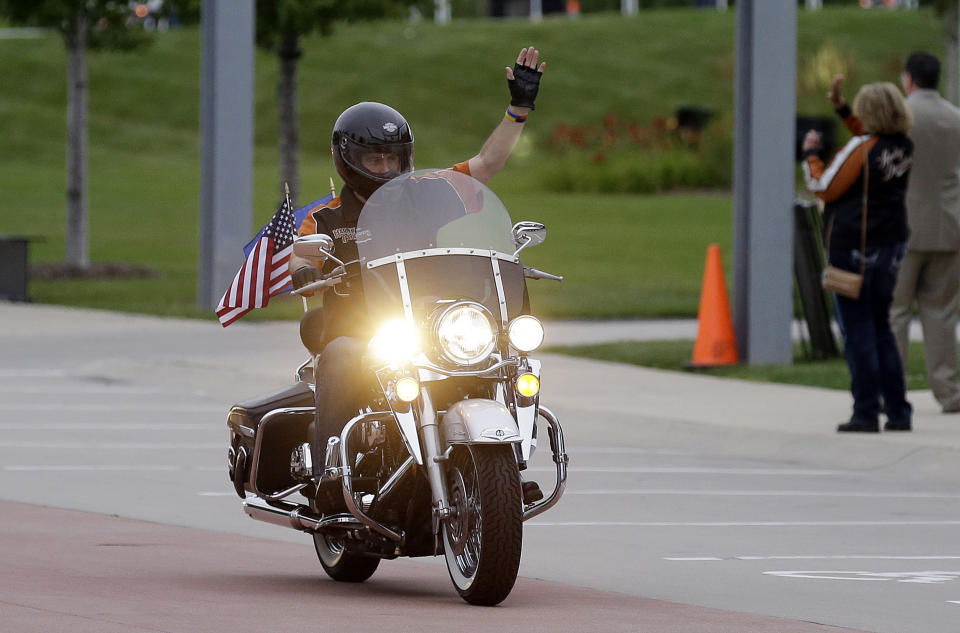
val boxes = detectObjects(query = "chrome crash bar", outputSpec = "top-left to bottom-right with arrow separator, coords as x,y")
522,405 -> 568,521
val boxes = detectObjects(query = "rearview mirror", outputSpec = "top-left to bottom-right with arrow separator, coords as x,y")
293,233 -> 335,259
512,221 -> 547,256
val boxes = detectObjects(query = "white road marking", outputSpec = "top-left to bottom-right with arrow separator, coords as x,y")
668,555 -> 960,561
527,520 -> 960,527
3,465 -> 181,472
764,571 -> 960,584
566,489 -> 960,498
197,491 -> 237,497
527,467 -> 848,475
0,423 -> 212,431
0,369 -> 66,377
0,441 -> 222,449
568,447 -> 694,456
0,404 -> 223,412
3,465 -> 224,471
0,385 -> 164,394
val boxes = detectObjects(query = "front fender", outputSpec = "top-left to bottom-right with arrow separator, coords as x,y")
441,399 -> 521,445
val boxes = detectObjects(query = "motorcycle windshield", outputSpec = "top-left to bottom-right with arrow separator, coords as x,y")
358,169 -> 527,326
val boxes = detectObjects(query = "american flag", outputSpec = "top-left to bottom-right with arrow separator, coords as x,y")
216,197 -> 295,327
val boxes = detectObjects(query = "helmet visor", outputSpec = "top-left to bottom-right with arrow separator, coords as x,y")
340,138 -> 414,184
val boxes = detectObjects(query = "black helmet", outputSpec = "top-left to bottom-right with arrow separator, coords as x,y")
331,102 -> 414,199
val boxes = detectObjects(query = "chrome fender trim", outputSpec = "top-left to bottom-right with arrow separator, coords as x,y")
441,399 -> 521,445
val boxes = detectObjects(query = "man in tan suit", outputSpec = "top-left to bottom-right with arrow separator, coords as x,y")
891,52 -> 960,414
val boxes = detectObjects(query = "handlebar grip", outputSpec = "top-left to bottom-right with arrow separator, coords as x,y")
523,266 -> 564,282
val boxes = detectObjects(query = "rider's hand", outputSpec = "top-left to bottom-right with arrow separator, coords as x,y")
292,266 -> 320,290
827,74 -> 846,109
802,129 -> 821,153
507,46 -> 546,111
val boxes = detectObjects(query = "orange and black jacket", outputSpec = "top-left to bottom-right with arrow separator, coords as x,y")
297,161 -> 473,345
802,105 -> 913,251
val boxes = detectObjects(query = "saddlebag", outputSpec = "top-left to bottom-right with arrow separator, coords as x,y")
227,382 -> 315,497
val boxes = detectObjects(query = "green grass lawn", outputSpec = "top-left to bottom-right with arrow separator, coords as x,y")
546,339 -> 938,392
0,7 -> 949,321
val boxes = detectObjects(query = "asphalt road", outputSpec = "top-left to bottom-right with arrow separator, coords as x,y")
2,303 -> 959,632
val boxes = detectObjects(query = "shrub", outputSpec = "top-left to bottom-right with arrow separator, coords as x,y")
537,114 -> 733,194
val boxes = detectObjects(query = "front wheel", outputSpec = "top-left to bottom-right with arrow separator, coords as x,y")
442,445 -> 523,606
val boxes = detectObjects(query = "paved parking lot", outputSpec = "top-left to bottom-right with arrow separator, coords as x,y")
2,303 -> 959,632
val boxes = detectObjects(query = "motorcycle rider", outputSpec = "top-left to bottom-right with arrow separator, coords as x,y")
289,46 -> 546,511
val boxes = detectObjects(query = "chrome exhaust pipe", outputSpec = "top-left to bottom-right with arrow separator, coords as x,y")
243,496 -> 324,532
243,495 -> 366,533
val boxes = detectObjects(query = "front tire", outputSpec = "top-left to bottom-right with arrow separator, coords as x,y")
442,444 -> 522,606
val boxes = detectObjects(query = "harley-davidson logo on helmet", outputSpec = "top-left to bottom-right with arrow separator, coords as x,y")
382,122 -> 398,133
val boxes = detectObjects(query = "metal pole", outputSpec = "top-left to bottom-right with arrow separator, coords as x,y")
530,0 -> 542,22
733,0 -> 796,365
434,0 -> 450,24
197,0 -> 255,311
621,0 -> 638,16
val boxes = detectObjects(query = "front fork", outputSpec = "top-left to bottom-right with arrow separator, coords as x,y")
417,387 -> 453,535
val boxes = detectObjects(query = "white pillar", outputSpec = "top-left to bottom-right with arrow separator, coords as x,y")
198,0 -> 254,310
434,0 -> 450,24
530,0 -> 542,22
733,0 -> 797,365
621,0 -> 638,16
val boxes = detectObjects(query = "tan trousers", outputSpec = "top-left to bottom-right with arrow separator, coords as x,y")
890,249 -> 960,410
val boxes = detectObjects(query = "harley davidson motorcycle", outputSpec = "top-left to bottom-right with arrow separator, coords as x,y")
225,170 -> 567,605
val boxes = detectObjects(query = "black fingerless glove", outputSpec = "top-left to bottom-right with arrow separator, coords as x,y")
292,266 -> 320,289
508,63 -> 542,110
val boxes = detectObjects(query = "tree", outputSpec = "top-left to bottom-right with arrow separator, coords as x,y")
0,0 -> 151,268
255,0 -> 413,205
256,0 -> 338,205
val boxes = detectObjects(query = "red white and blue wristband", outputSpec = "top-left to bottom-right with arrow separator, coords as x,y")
505,107 -> 528,123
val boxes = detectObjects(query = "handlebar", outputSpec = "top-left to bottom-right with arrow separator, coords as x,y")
292,275 -> 343,296
523,266 -> 564,282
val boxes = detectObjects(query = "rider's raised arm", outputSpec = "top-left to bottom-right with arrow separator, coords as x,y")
467,46 -> 546,184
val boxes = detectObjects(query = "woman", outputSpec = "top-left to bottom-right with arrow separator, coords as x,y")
802,81 -> 914,433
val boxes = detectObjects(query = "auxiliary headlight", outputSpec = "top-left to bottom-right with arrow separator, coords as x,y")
516,373 -> 540,397
508,315 -> 544,353
369,319 -> 421,364
436,303 -> 497,366
394,376 -> 420,402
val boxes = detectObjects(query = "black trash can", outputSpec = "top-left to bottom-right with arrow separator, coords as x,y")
0,235 -> 41,302
675,106 -> 715,132
795,115 -> 837,162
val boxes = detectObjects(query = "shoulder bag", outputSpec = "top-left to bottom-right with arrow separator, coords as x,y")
822,143 -> 869,300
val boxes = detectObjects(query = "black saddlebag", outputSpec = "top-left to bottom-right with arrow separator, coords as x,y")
227,382 -> 315,497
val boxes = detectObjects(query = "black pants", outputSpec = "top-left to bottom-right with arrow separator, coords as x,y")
832,243 -> 912,425
310,336 -> 367,474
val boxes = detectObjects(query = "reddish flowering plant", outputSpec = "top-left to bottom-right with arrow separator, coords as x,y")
549,112 -> 704,154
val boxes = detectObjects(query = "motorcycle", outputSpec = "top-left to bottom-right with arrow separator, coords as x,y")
225,169 -> 567,605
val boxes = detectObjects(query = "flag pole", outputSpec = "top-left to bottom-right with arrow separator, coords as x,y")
284,181 -> 308,312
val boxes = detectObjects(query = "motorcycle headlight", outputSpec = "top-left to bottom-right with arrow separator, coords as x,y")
435,303 -> 497,366
368,318 -> 421,364
507,315 -> 544,353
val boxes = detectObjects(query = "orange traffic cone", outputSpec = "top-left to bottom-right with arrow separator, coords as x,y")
687,244 -> 739,368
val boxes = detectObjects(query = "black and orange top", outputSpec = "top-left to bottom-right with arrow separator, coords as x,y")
803,105 -> 912,251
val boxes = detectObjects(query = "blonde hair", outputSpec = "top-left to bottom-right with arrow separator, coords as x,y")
852,82 -> 912,135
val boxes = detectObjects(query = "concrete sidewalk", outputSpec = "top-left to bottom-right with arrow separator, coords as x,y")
2,301 -> 959,460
